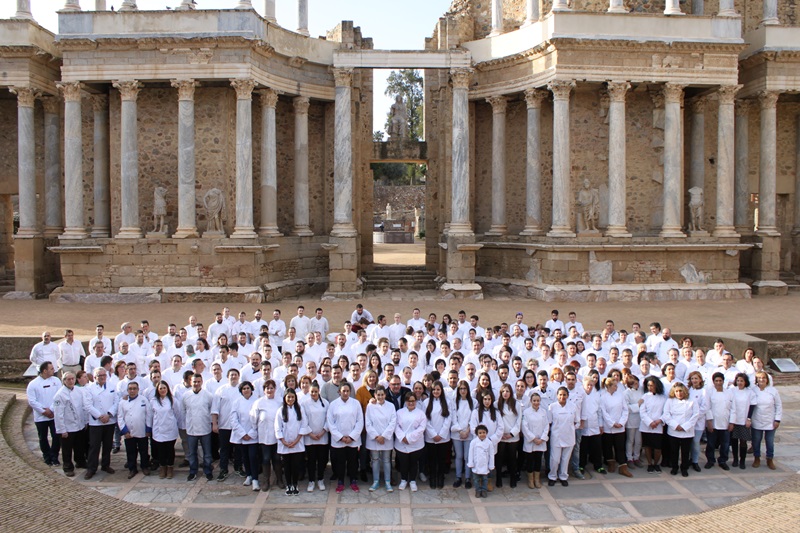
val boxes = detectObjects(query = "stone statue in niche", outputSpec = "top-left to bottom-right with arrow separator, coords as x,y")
680,263 -> 710,284
388,95 -> 408,140
688,186 -> 704,232
576,179 -> 600,233
203,188 -> 226,234
385,203 -> 393,221
414,206 -> 422,236
151,186 -> 168,234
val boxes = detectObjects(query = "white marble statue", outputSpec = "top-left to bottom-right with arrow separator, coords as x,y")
385,203 -> 393,221
388,95 -> 408,139
688,186 -> 704,232
152,186 -> 167,233
576,178 -> 600,232
204,188 -> 226,233
414,206 -> 422,237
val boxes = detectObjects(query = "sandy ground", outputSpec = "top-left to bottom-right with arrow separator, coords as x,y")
373,242 -> 426,266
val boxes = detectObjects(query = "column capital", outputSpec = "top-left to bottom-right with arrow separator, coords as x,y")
171,79 -> 199,101
40,96 -> 61,115
113,80 -> 142,101
548,80 -> 575,100
56,81 -> 83,102
257,87 -> 280,108
10,87 -> 39,108
230,78 -> 256,100
293,95 -> 311,114
662,83 -> 685,104
332,68 -> 353,87
758,90 -> 780,110
486,95 -> 507,114
90,93 -> 108,112
735,98 -> 754,116
524,88 -> 548,109
450,68 -> 474,90
690,96 -> 706,114
606,81 -> 630,103
717,85 -> 741,105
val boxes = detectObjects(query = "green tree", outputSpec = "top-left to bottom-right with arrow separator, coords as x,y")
384,69 -> 424,141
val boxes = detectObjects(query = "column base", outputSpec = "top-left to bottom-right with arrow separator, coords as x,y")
735,225 -> 754,236
447,222 -> 474,237
231,227 -> 258,239
712,226 -> 740,238
659,228 -> 686,238
607,6 -> 627,13
687,230 -> 709,237
605,227 -> 632,238
547,227 -> 576,238
718,10 -> 739,17
664,9 -> 685,16
59,228 -> 89,240
520,227 -> 544,237
485,225 -> 507,236
298,29 -> 310,37
15,228 -> 39,239
488,30 -> 502,37
291,226 -> 314,237
761,18 -> 780,25
258,226 -> 282,237
330,223 -> 358,238
90,226 -> 110,238
116,227 -> 143,239
43,227 -> 64,238
172,227 -> 199,239
756,227 -> 781,237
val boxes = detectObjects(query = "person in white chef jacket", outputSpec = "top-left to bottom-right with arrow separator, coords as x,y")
117,381 -> 153,478
150,380 -> 180,479
326,382 -> 364,492
251,380 -> 283,490
662,382 -> 700,477
521,392 -> 549,489
365,384 -> 397,492
547,387 -> 580,486
300,382 -> 329,492
394,392 -> 427,492
231,381 -> 259,490
275,388 -> 311,495
750,370 -> 782,470
52,371 -> 87,476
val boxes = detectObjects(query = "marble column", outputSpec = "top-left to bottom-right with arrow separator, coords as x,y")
13,0 -> 33,20
230,78 -> 257,238
258,88 -> 281,236
660,83 -> 686,238
762,0 -> 779,25
552,0 -> 570,11
486,95 -> 507,235
10,87 -> 38,237
95,0 -> 107,10
691,0 -> 704,15
489,0 -> 503,36
62,1 -> 82,12
794,117 -> 800,236
521,88 -> 547,236
523,0 -> 539,26
713,85 -> 740,238
171,79 -> 199,238
298,0 -> 309,36
264,0 -> 277,23
547,80 -> 576,238
608,0 -> 627,14
90,95 -> 110,238
718,0 -> 737,17
734,100 -> 752,234
235,0 -> 253,9
688,98 -> 705,195
332,69 -> 357,237
292,96 -> 313,236
664,0 -> 684,15
757,91 -> 780,236
113,80 -> 143,238
119,0 -> 137,11
59,82 -> 87,239
606,81 -> 631,237
449,68 -> 473,236
41,96 -> 63,238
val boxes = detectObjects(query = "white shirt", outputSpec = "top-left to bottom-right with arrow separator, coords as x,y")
85,381 -> 120,426
30,341 -> 60,369
521,406 -> 549,453
407,318 -> 426,332
300,395 -> 329,446
639,392 -> 667,434
212,384 -> 241,430
424,398 -> 452,444
351,309 -> 374,324
497,402 -> 522,443
275,405 -> 311,454
150,396 -> 180,442
289,315 -> 311,339
58,340 -> 86,367
230,320 -> 254,341
88,336 -> 112,356
268,319 -> 287,350
548,401 -> 579,447
230,395 -> 258,444
365,400 -> 397,451
563,321 -> 584,335
308,316 -> 330,337
581,389 -> 603,436
182,388 -> 213,436
600,388 -> 628,434
545,319 -> 565,334
326,397 -> 364,448
208,321 -> 231,345
751,386 -> 782,430
467,436 -> 495,475
662,398 -> 700,439
393,406 -> 427,453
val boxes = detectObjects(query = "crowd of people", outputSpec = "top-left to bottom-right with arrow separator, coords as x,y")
26,305 -> 783,498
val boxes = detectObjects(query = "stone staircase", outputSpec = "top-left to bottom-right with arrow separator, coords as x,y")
0,271 -> 13,295
780,271 -> 800,293
363,266 -> 439,291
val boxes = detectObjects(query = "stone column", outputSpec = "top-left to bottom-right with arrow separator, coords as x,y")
264,0 -> 277,23
660,83 -> 686,238
523,0 -> 539,25
486,95 -> 507,236
608,0 -> 626,14
489,0 -> 503,36
762,0 -> 779,25
332,69 -> 357,237
734,100 -> 752,234
794,116 -> 800,236
10,87 -> 38,237
13,0 -> 33,19
176,0 -> 194,10
171,79 -> 199,238
90,95 -> 110,238
95,0 -> 107,11
552,0 -> 570,11
59,82 -> 88,239
235,0 -> 253,9
713,85 -> 740,238
113,80 -> 143,238
664,0 -> 684,15
62,1 -> 82,12
606,81 -> 631,237
298,0 -> 309,36
258,88 -> 280,236
718,0 -> 737,17
691,0 -> 704,15
41,96 -> 63,238
521,88 -> 547,236
449,68 -> 473,236
230,78 -> 257,238
688,98 -> 705,193
547,80 -> 576,238
292,96 -> 313,236
757,91 -> 780,236
119,0 -> 137,11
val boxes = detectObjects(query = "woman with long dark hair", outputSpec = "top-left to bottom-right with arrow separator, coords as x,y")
424,381 -> 451,489
451,379 -> 474,488
300,382 -> 329,492
496,383 -> 521,488
276,388 -> 310,495
150,381 -> 180,479
470,392 -> 503,491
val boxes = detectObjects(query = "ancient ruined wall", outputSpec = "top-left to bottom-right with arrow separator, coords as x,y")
0,97 -> 18,196
373,185 -> 425,219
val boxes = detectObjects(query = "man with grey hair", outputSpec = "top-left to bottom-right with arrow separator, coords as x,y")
84,366 -> 119,479
53,371 -> 87,476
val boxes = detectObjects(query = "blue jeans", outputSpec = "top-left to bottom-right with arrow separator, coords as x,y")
35,420 -> 60,464
474,473 -> 488,493
241,443 -> 259,478
570,428 -> 582,472
452,439 -> 472,479
691,429 -> 703,464
752,428 -> 776,459
705,428 -> 730,464
370,449 -> 392,483
187,433 -> 213,476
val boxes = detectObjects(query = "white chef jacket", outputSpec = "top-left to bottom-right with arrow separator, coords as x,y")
182,388 -> 213,436
469,408 -> 504,452
85,381 -> 119,426
688,386 -> 708,431
326,397 -> 364,448
581,388 -> 603,436
600,388 -> 628,434
625,386 -> 643,430
705,388 -> 735,430
30,341 -> 60,369
27,375 -> 61,423
467,436 -> 495,475
251,396 -> 281,445
117,394 -> 153,438
268,319 -> 286,351
450,396 -> 475,441
521,406 -> 549,453
639,392 -> 667,434
275,406 -> 311,454
150,396 -> 180,442
497,402 -> 522,444
230,394 -> 258,444
424,398 -> 452,444
53,385 -> 87,434
211,384 -> 240,430
730,387 -> 757,425
662,398 -> 700,439
365,400 -> 396,451
89,336 -> 112,356
751,386 -> 782,431
300,395 -> 329,446
547,401 -> 580,448
393,406 -> 427,453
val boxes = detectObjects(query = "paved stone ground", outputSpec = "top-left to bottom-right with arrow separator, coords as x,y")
18,386 -> 800,531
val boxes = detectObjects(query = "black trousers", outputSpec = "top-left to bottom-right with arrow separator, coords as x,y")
331,446 -> 359,484
87,424 -> 115,473
580,433 -> 603,470
35,420 -> 60,464
495,441 -> 518,479
426,441 -> 450,482
396,448 -> 423,481
60,429 -> 87,472
523,450 -> 544,472
124,436 -> 150,472
281,452 -> 305,487
602,432 -> 627,465
152,439 -> 176,466
219,428 -> 242,472
306,444 -> 329,482
670,436 -> 692,471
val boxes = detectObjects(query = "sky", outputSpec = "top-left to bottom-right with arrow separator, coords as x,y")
1,0 -> 453,135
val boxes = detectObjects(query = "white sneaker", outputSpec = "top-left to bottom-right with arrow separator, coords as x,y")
317,480 -> 326,491
252,480 -> 260,491
243,476 -> 252,486
398,480 -> 408,490
409,481 -> 418,492
307,481 -> 316,492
